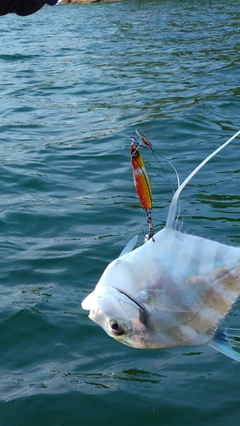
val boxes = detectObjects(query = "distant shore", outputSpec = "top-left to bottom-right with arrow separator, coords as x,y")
60,0 -> 121,4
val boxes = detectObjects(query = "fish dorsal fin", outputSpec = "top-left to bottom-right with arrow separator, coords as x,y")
119,235 -> 138,257
166,130 -> 240,230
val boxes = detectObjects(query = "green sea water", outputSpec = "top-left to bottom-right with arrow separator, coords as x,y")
0,0 -> 240,425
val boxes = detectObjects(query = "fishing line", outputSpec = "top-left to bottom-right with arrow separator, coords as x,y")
130,130 -> 182,238
135,130 -> 182,223
166,129 -> 240,229
136,129 -> 180,190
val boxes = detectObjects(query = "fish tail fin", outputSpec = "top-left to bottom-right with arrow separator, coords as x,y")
209,327 -> 240,362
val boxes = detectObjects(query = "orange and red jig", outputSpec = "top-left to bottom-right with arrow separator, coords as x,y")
130,137 -> 154,239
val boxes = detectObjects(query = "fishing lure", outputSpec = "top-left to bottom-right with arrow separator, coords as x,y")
136,130 -> 153,149
135,129 -> 181,191
130,137 -> 152,211
130,136 -> 154,239
82,130 -> 240,362
131,131 -> 181,236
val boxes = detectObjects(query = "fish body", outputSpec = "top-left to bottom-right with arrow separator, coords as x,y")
82,228 -> 240,357
82,130 -> 240,361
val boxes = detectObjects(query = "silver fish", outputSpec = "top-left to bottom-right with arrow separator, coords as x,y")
82,130 -> 240,361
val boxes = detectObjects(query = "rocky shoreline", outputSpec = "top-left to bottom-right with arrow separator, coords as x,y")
60,0 -> 121,4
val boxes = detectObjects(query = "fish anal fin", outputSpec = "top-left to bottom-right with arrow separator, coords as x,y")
209,327 -> 240,362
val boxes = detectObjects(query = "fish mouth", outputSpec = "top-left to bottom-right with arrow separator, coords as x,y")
114,288 -> 148,327
81,292 -> 97,311
82,287 -> 149,328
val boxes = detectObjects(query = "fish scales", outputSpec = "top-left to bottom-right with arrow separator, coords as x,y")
82,130 -> 240,361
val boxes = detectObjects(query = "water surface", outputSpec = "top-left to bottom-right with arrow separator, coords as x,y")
0,1 -> 240,425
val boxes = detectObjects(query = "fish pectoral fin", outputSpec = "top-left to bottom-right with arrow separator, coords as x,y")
119,235 -> 138,257
209,327 -> 240,362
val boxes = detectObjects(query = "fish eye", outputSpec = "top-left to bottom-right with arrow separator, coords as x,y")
108,319 -> 125,336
